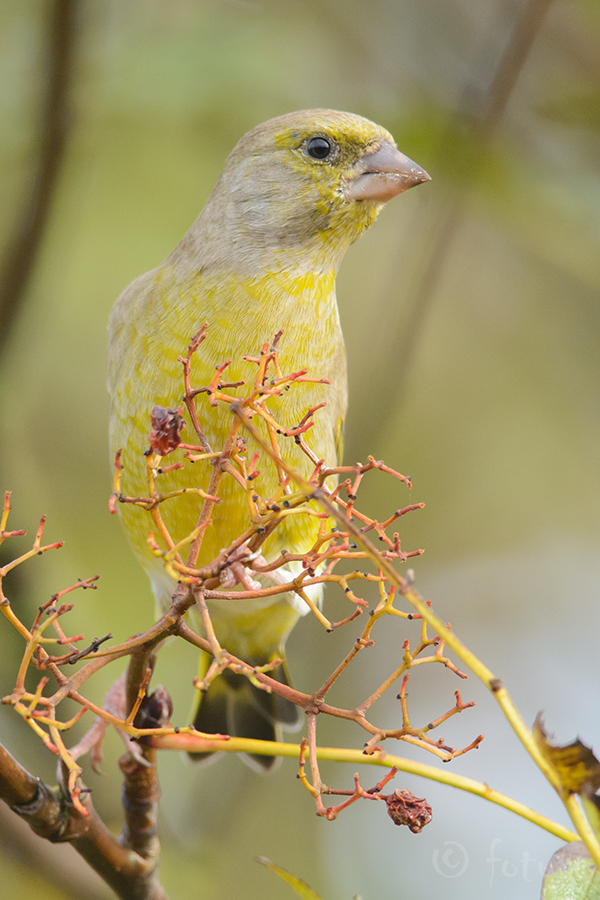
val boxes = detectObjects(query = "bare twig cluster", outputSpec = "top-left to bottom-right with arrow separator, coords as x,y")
109,329 -> 481,782
2,330 -> 588,899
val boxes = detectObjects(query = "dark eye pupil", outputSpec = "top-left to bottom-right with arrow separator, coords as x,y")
307,136 -> 332,160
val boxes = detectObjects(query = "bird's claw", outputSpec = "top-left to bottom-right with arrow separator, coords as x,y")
219,544 -> 263,592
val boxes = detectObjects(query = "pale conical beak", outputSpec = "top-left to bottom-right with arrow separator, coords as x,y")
345,141 -> 431,202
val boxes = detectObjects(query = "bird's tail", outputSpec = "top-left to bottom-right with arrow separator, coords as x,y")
189,650 -> 300,770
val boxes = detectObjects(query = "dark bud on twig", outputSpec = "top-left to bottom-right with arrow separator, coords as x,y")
133,685 -> 173,730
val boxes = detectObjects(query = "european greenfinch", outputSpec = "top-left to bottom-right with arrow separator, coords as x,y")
107,109 -> 429,768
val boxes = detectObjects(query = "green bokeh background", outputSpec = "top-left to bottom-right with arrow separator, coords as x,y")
1,1 -> 599,898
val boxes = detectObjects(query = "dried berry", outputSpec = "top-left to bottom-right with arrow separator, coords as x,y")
148,406 -> 185,456
386,789 -> 432,833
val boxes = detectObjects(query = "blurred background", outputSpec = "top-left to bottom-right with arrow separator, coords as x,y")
1,0 -> 599,897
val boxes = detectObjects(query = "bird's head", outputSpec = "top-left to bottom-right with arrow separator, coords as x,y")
183,110 -> 430,276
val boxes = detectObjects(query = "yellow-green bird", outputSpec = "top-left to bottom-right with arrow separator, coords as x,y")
107,109 -> 429,768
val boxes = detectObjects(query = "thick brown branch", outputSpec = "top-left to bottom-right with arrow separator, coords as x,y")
0,742 -> 64,839
1,741 -> 165,899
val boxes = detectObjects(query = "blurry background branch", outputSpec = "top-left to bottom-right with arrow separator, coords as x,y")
375,0 -> 554,423
0,0 -> 79,356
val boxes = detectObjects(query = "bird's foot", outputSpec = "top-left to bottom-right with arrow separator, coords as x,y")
219,543 -> 263,592
68,673 -> 149,768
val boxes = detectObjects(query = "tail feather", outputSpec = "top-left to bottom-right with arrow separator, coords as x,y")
189,653 -> 300,770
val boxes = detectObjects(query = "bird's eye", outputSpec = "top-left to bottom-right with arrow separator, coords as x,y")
306,136 -> 334,160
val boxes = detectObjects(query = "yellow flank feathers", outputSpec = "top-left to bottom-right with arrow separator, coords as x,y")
107,109 -> 430,768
